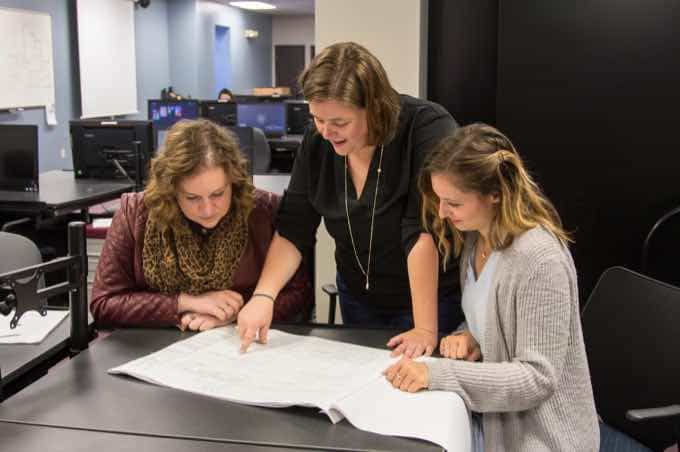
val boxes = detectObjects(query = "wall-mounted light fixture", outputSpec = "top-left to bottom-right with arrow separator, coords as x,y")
230,2 -> 276,11
244,29 -> 259,39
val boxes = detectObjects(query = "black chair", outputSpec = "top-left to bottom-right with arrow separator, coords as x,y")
252,127 -> 271,174
582,267 -> 680,451
322,283 -> 338,325
641,205 -> 680,287
299,245 -> 338,324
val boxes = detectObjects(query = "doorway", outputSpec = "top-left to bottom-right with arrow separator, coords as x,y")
214,25 -> 232,98
275,45 -> 305,95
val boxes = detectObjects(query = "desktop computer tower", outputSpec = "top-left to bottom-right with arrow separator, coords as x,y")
286,102 -> 311,135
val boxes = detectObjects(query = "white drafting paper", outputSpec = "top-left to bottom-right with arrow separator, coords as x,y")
109,327 -> 471,452
0,309 -> 69,344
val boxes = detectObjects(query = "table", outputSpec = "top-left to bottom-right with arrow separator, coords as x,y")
0,311 -> 93,401
0,324 -> 449,451
0,421 -> 312,452
0,170 -> 134,218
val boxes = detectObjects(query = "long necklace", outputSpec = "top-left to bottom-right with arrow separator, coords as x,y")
344,145 -> 384,290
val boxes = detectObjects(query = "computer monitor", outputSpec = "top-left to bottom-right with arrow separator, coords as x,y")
147,99 -> 200,130
0,124 -> 39,192
285,101 -> 311,135
236,103 -> 286,138
70,120 -> 154,186
201,101 -> 237,127
226,126 -> 254,174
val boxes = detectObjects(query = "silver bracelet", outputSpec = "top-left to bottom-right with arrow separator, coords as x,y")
252,292 -> 275,303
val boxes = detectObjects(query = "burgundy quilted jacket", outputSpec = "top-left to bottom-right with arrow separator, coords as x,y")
90,189 -> 313,327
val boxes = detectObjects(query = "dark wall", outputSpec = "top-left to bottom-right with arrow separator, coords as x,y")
428,0 -> 498,125
496,0 -> 680,298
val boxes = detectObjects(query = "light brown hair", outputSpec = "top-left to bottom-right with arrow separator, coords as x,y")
419,123 -> 571,264
144,119 -> 254,231
298,41 -> 401,145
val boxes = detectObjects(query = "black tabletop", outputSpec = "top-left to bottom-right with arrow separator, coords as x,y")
0,421 -> 313,452
0,170 -> 134,216
0,309 -> 71,386
0,324 -> 441,451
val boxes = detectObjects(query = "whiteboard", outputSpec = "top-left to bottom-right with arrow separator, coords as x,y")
0,7 -> 56,110
76,0 -> 138,118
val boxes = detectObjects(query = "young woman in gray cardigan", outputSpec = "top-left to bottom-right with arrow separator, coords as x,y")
385,123 -> 599,451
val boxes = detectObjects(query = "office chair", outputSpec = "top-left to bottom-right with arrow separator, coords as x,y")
0,230 -> 48,308
641,205 -> 680,287
0,232 -> 43,275
322,283 -> 338,324
252,127 -> 271,174
581,266 -> 680,451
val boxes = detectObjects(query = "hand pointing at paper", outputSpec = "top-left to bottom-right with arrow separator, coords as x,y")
237,294 -> 274,352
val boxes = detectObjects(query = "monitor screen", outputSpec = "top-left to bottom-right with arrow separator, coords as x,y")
147,99 -> 200,130
236,103 -> 286,137
70,120 -> 154,184
201,101 -> 237,127
0,124 -> 39,192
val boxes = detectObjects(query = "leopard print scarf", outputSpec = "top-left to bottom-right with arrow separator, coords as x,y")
142,209 -> 248,296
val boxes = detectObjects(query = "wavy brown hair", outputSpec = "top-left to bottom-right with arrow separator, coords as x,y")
419,123 -> 571,265
298,41 -> 401,145
144,119 -> 254,231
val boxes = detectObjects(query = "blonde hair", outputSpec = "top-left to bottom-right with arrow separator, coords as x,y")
144,119 -> 254,231
298,41 -> 400,145
419,123 -> 571,264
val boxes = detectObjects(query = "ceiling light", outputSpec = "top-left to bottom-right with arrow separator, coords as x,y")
229,1 -> 277,10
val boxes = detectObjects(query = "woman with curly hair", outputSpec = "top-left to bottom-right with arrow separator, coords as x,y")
91,119 -> 312,330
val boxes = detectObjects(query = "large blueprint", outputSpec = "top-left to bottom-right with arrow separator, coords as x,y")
109,327 -> 471,451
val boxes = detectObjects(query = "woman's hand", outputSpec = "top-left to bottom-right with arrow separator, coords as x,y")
384,357 -> 429,393
179,312 -> 233,331
387,327 -> 438,358
439,330 -> 482,361
178,290 -> 244,322
237,295 -> 274,353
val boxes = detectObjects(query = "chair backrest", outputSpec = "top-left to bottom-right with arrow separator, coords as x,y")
0,232 -> 42,274
582,266 -> 680,450
641,206 -> 680,287
252,127 -> 271,174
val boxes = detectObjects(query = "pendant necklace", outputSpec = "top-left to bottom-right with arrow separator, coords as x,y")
344,144 -> 384,290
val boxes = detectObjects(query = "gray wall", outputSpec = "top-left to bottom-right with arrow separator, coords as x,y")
0,0 -> 77,172
133,0 -> 172,121
0,0 -> 272,171
196,1 -> 273,98
167,0 -> 199,98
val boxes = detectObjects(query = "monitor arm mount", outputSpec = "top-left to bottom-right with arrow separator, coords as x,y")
0,222 -> 89,353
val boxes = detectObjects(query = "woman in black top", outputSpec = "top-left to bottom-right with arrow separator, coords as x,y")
238,42 -> 462,357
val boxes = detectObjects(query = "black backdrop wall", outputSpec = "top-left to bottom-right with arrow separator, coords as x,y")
427,0 -> 498,125
429,0 -> 680,300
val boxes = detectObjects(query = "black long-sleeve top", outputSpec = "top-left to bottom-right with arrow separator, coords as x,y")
277,95 -> 460,310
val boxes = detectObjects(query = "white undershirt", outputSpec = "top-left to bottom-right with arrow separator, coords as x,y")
461,245 -> 500,352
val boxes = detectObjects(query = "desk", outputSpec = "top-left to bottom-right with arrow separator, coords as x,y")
0,421 -> 311,452
0,170 -> 134,218
0,325 -> 445,451
0,311 -> 93,401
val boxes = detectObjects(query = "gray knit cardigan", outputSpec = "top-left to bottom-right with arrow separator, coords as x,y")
427,227 -> 599,451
